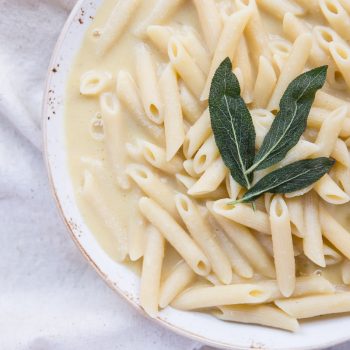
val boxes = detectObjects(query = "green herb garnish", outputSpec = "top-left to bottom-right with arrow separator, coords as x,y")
209,58 -> 334,204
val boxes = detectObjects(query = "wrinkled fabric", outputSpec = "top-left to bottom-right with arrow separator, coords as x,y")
0,0 -> 348,349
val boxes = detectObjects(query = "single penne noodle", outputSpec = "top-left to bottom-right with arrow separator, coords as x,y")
80,70 -> 112,96
278,140 -> 319,168
96,0 -> 141,54
319,0 -> 350,40
253,56 -> 277,109
314,90 -> 350,114
233,37 -> 254,103
327,63 -> 348,91
236,0 -> 272,66
100,93 -> 130,190
313,25 -> 346,52
192,0 -> 222,53
253,121 -> 269,149
294,0 -> 320,12
259,275 -> 335,302
178,26 -> 211,74
139,140 -> 183,174
176,174 -> 196,190
159,64 -> 185,161
135,43 -> 163,124
256,0 -> 305,19
116,71 -> 164,142
329,41 -> 350,89
264,193 -> 274,214
201,8 -> 253,100
331,139 -> 350,168
127,189 -> 147,261
320,204 -> 350,259
232,67 -> 245,94
146,25 -> 174,54
135,0 -> 185,37
188,157 -> 227,195
323,242 -> 343,266
251,108 -> 275,127
183,159 -> 200,178
314,106 -> 347,157
159,260 -> 195,308
183,108 -> 211,159
314,174 -> 350,205
269,37 -> 292,60
126,164 -> 179,220
225,175 -> 243,201
193,135 -> 219,174
285,197 -> 304,238
269,195 -> 296,297
168,36 -> 206,98
283,12 -> 309,41
171,284 -> 271,310
267,33 -> 313,111
285,185 -> 313,199
334,163 -> 350,195
140,225 -> 165,317
275,293 -> 350,319
213,305 -> 299,332
79,170 -> 128,261
179,81 -> 204,123
207,202 -> 276,278
341,260 -> 350,284
209,217 -> 253,278
303,191 -> 325,267
139,197 -> 211,275
213,199 -> 270,234
175,194 -> 232,284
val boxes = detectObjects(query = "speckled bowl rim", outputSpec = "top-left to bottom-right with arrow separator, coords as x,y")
42,1 -> 350,349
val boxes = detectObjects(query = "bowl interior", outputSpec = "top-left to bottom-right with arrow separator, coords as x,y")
43,1 -> 350,349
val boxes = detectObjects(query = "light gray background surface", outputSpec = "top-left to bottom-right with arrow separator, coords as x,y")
0,1 -> 348,349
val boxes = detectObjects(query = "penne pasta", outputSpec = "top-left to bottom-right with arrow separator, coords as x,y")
146,25 -> 174,54
275,293 -> 350,318
171,283 -> 271,310
319,0 -> 350,40
135,43 -> 163,124
303,192 -> 325,267
268,33 -> 313,111
213,305 -> 299,332
138,140 -> 183,174
80,70 -> 112,96
100,93 -> 130,190
139,197 -> 211,275
126,164 -> 179,220
320,204 -> 350,259
175,194 -> 232,284
269,195 -> 295,297
192,0 -> 222,53
341,260 -> 350,284
188,157 -> 227,195
116,70 -> 164,142
179,81 -> 204,124
168,36 -> 206,98
96,0 -> 141,54
193,135 -> 219,174
314,174 -> 350,205
201,8 -> 252,100
140,225 -> 165,316
159,64 -> 185,160
256,0 -> 305,19
253,56 -> 277,109
159,261 -> 195,308
135,0 -> 185,37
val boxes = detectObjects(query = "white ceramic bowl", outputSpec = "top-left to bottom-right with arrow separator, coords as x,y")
43,1 -> 350,349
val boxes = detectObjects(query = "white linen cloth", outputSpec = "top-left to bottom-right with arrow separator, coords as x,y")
0,0 -> 348,349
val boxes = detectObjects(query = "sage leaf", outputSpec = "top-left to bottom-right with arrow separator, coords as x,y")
246,66 -> 328,174
234,157 -> 335,203
209,57 -> 256,188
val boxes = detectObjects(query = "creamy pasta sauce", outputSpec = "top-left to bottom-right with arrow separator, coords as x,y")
66,0 -> 350,330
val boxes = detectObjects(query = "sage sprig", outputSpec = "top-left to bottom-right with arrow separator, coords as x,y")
233,158 -> 335,204
209,57 -> 256,189
208,58 -> 334,203
246,66 -> 328,174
